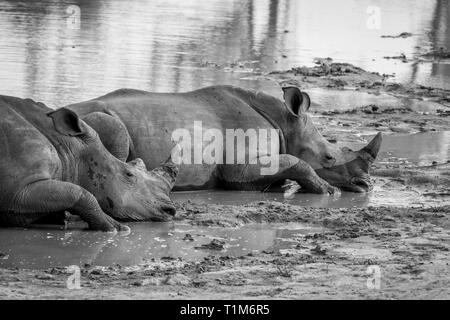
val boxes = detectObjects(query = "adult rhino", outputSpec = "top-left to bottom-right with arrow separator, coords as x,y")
0,95 -> 178,232
67,85 -> 382,194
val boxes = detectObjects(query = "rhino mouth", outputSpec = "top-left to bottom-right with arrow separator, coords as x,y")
337,178 -> 372,193
111,200 -> 176,222
146,203 -> 177,222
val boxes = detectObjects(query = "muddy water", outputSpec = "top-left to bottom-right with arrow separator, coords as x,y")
1,0 -> 450,108
376,131 -> 450,167
308,88 -> 446,113
0,222 -> 322,268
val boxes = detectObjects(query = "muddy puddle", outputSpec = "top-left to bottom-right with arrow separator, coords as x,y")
307,87 -> 445,113
0,222 -> 323,269
375,131 -> 450,166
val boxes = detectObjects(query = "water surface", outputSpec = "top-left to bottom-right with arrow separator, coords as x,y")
0,222 -> 321,268
1,0 -> 450,108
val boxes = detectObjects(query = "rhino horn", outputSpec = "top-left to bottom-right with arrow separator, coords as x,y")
152,154 -> 179,190
359,132 -> 382,162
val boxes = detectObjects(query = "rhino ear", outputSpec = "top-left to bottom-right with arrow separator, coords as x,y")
282,87 -> 311,115
47,108 -> 85,136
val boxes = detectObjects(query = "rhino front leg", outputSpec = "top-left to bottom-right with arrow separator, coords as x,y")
14,180 -> 129,232
218,154 -> 339,194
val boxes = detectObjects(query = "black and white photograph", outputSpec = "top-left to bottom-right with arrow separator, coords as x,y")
0,0 -> 449,303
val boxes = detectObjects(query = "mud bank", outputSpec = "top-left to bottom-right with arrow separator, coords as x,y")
266,58 -> 450,106
0,202 -> 448,299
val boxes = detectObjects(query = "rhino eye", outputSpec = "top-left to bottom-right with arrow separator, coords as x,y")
125,171 -> 135,178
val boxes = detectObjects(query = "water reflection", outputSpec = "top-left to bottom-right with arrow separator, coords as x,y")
377,131 -> 450,166
0,222 -> 319,268
0,0 -> 449,108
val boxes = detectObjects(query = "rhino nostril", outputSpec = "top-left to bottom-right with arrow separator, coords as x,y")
323,154 -> 336,167
162,205 -> 176,216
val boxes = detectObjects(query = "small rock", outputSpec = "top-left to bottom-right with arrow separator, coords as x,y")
311,245 -> 327,255
161,256 -> 176,261
195,239 -> 225,251
182,233 -> 194,241
89,268 -> 103,275
381,32 -> 413,39
35,274 -> 55,280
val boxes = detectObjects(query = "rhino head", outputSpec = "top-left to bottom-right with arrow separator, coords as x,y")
281,87 -> 382,193
48,108 -> 178,221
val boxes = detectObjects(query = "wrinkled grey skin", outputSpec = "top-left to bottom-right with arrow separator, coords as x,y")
68,85 -> 382,194
0,95 -> 178,232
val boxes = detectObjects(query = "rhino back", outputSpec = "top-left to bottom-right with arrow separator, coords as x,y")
81,86 -> 273,154
0,96 -> 61,208
68,86 -> 287,189
69,87 -> 277,189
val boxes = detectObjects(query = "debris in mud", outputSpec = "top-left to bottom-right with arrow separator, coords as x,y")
326,78 -> 348,88
35,274 -> 55,280
320,104 -> 411,116
161,256 -> 177,261
265,59 -> 450,107
423,190 -> 450,198
310,245 -> 327,255
421,47 -> 450,60
289,59 -> 363,77
195,239 -> 226,251
381,32 -> 413,38
383,53 -> 408,63
274,262 -> 294,278
437,109 -> 450,117
200,59 -> 261,73
282,180 -> 301,199
182,233 -> 194,241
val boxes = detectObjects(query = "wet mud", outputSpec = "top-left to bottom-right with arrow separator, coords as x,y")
0,202 -> 448,299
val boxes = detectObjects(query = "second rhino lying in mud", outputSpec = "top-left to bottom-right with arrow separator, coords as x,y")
68,85 -> 382,194
0,95 -> 178,232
